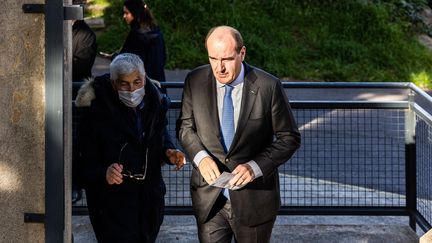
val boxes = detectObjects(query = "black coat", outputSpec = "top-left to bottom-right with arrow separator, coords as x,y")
72,20 -> 97,82
120,27 -> 166,82
76,74 -> 174,242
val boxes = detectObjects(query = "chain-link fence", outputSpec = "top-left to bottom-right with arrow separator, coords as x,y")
72,82 -> 432,233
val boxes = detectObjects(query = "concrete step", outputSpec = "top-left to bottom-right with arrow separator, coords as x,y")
73,215 -> 419,243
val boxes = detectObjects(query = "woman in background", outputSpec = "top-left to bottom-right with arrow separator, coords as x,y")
120,0 -> 167,86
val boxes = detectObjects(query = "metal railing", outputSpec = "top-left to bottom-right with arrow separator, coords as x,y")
72,82 -> 432,234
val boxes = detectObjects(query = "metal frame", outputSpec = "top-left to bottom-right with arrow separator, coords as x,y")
159,81 -> 413,89
72,82 -> 432,234
44,1 -> 65,242
168,98 -> 415,223
22,1 -> 82,242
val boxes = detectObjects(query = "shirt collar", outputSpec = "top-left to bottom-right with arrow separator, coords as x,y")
216,63 -> 245,88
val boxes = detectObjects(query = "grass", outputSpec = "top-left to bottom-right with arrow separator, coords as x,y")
90,0 -> 432,88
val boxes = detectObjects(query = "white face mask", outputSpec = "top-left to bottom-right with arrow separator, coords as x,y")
118,85 -> 145,107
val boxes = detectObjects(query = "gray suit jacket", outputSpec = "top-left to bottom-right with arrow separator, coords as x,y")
177,63 -> 301,226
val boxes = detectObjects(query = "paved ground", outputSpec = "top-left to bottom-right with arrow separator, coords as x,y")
73,214 -> 417,243
73,214 -> 418,243
72,56 -> 423,242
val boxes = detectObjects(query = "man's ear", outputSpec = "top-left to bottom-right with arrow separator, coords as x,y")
111,79 -> 117,90
141,75 -> 147,86
241,46 -> 246,61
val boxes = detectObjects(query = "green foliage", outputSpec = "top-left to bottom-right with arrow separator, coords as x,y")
96,0 -> 128,53
411,71 -> 432,89
94,0 -> 432,88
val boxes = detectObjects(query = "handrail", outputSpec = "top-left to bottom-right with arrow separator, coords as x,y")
74,81 -> 414,92
169,100 -> 409,109
159,81 -> 412,89
74,80 -> 426,89
408,83 -> 432,104
280,81 -> 411,89
412,103 -> 432,126
288,101 -> 408,109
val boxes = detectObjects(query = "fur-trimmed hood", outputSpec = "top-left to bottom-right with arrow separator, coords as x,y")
74,75 -> 163,108
75,77 -> 96,107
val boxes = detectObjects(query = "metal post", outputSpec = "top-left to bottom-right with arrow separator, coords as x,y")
64,1 -> 73,241
405,91 -> 417,230
45,0 -> 65,242
22,1 -> 83,241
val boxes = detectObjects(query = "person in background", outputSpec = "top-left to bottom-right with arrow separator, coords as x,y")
177,26 -> 301,243
72,17 -> 97,82
120,0 -> 167,90
71,0 -> 97,204
75,53 -> 185,243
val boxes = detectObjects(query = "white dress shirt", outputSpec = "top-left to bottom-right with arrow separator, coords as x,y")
193,64 -> 263,179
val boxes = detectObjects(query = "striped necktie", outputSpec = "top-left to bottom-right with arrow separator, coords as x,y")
221,85 -> 234,200
221,85 -> 234,152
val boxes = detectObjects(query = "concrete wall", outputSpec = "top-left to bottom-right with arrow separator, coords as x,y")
0,0 -> 45,242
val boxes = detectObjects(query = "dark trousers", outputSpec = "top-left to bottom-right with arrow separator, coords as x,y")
86,180 -> 166,243
197,196 -> 275,243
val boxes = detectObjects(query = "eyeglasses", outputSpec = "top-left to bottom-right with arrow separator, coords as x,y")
118,142 -> 148,180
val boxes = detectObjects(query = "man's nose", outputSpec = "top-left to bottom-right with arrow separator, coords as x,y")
129,83 -> 137,91
219,61 -> 226,72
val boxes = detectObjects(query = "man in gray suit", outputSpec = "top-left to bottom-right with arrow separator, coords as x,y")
177,25 -> 301,243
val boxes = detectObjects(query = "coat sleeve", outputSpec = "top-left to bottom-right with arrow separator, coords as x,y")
176,75 -> 207,163
75,106 -> 108,188
158,93 -> 177,165
253,80 -> 301,179
72,24 -> 97,80
161,123 -> 176,165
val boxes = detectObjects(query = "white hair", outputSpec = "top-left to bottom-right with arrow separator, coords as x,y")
110,53 -> 146,82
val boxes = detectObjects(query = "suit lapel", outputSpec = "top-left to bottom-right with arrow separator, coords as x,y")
204,71 -> 224,146
229,65 -> 259,154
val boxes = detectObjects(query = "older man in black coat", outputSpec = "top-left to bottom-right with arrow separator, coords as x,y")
75,53 -> 185,243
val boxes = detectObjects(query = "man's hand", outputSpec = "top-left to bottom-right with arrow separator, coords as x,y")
229,164 -> 255,187
166,149 -> 186,171
106,163 -> 124,185
198,157 -> 221,185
